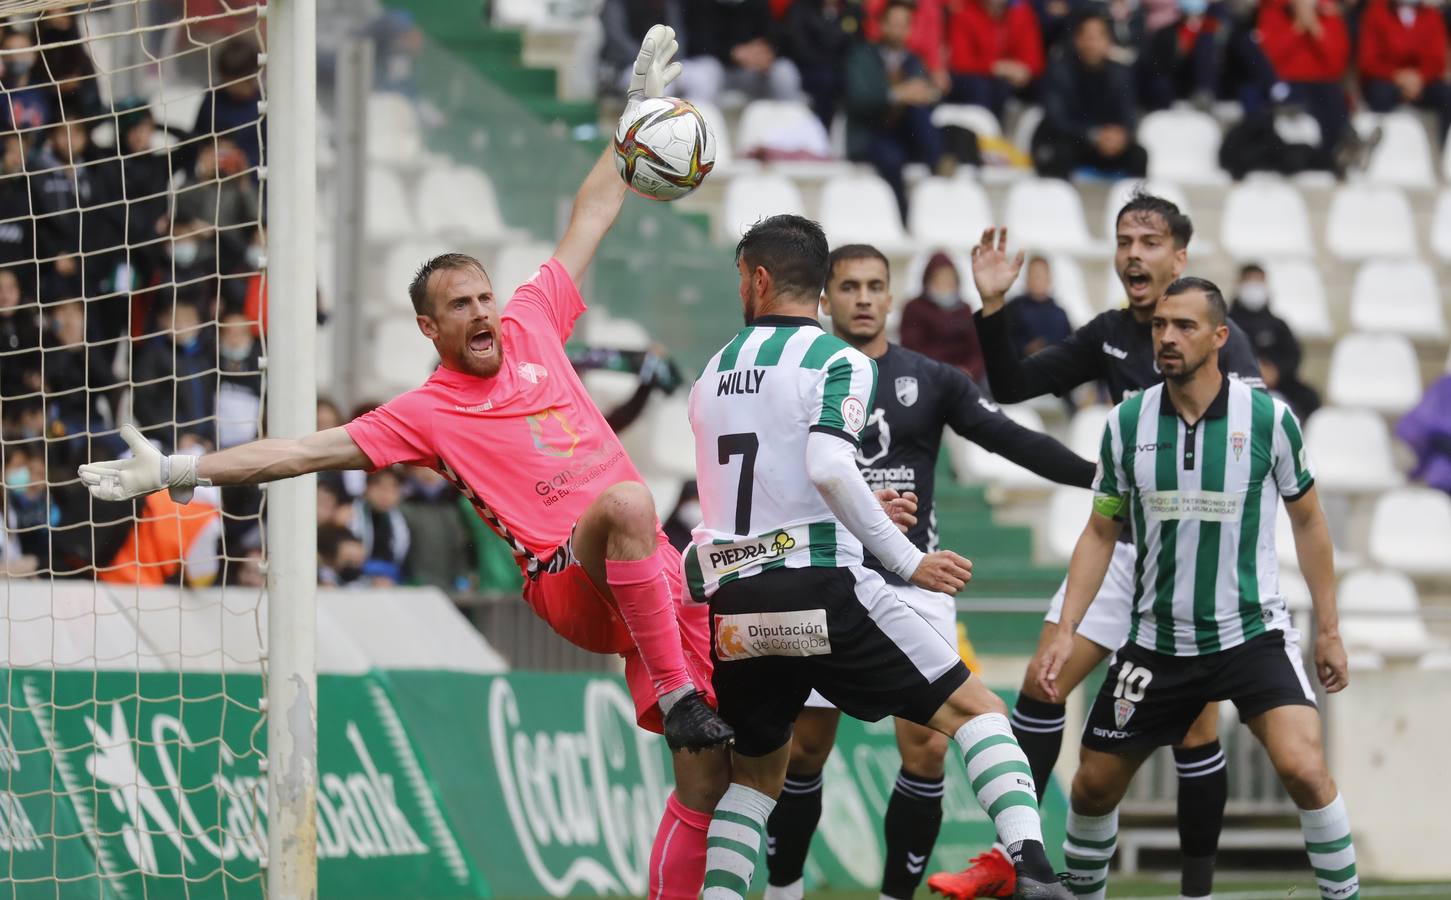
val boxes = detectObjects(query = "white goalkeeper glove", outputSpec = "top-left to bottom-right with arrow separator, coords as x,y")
78,424 -> 212,504
625,24 -> 682,118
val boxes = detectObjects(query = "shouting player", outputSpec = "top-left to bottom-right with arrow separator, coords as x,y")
80,26 -> 734,900
1046,277 -> 1356,900
690,215 -> 1072,900
931,195 -> 1264,900
762,243 -> 1097,900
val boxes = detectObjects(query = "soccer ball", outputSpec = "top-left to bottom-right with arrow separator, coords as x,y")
613,96 -> 716,201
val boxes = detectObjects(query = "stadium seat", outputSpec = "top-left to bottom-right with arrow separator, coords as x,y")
952,405 -> 1052,488
1354,111 -> 1436,189
1275,503 -> 1355,573
365,167 -> 418,240
1139,109 -> 1228,185
379,241 -> 452,309
1303,407 -> 1403,493
819,174 -> 909,251
1101,179 -> 1193,243
1325,333 -> 1421,414
1325,185 -> 1417,261
719,172 -> 806,243
1045,487 -> 1093,561
645,396 -> 698,481
1431,190 -> 1451,261
1220,179 -> 1314,259
1349,260 -> 1447,341
1004,178 -> 1095,255
369,314 -> 439,391
908,178 -> 993,248
1274,110 -> 1322,148
150,82 -> 207,132
1261,259 -> 1334,340
581,307 -> 650,349
931,104 -> 1002,138
691,100 -> 738,175
416,166 -> 511,242
492,0 -> 550,26
490,242 -> 558,301
1339,569 -> 1446,657
1068,404 -> 1111,459
367,92 -> 423,165
1368,488 -> 1451,577
736,99 -> 831,159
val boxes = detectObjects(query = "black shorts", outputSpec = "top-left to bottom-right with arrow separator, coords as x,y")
709,564 -> 970,758
1082,629 -> 1317,755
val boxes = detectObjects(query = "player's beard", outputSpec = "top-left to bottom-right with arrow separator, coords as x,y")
1159,348 -> 1207,384
743,282 -> 758,324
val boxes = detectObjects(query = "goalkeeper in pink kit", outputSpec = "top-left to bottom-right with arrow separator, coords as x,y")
79,26 -> 774,900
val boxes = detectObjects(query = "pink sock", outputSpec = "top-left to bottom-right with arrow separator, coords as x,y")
649,792 -> 712,900
605,554 -> 692,697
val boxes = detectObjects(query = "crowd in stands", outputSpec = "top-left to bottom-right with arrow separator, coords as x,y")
603,0 -> 1451,219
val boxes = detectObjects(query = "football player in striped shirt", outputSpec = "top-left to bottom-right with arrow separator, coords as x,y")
1042,277 -> 1355,900
692,215 -> 1072,900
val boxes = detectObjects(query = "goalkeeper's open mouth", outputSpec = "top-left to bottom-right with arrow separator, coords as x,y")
467,328 -> 495,356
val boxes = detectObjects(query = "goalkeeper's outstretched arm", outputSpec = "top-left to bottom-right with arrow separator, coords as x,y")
80,424 -> 369,503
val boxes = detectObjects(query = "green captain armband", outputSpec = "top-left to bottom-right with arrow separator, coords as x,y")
1092,495 -> 1127,520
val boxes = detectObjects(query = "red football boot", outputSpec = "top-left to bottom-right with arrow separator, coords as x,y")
926,848 -> 1016,899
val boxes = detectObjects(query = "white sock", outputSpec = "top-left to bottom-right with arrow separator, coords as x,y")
1299,793 -> 1358,900
1180,894 -> 1213,900
658,684 -> 693,717
1063,808 -> 1118,900
704,784 -> 776,900
953,713 -> 1042,848
763,878 -> 803,900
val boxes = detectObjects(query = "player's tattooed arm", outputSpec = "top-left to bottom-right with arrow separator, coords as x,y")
1038,509 -> 1122,701
1285,485 -> 1348,692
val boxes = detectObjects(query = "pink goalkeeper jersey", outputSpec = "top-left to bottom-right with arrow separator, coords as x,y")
344,258 -> 647,575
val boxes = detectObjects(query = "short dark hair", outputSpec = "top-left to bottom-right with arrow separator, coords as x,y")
409,252 -> 488,316
735,214 -> 829,301
1115,188 -> 1194,249
1238,263 -> 1266,280
1162,276 -> 1226,327
1072,9 -> 1111,36
827,244 -> 890,284
317,523 -> 359,560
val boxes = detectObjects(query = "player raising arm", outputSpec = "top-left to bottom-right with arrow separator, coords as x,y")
1040,277 -> 1354,900
82,26 -> 745,900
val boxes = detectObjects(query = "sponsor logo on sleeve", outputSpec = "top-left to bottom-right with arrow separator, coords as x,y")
714,609 -> 831,661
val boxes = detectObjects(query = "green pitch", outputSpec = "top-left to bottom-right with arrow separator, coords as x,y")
798,880 -> 1451,900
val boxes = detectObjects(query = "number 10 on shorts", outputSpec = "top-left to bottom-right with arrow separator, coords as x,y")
1112,662 -> 1153,729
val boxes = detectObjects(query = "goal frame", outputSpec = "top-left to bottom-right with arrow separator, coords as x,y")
262,0 -> 319,897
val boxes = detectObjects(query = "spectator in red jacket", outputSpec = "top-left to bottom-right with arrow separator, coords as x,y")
1358,0 -> 1451,141
946,0 -> 1046,119
1256,0 -> 1351,154
862,0 -> 951,91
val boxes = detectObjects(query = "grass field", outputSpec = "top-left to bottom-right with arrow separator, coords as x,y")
805,881 -> 1451,899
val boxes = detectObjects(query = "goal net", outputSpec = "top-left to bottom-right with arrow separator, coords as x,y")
0,2 -> 286,896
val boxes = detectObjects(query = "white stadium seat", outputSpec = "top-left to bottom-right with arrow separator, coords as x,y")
1349,260 -> 1447,341
908,178 -> 993,248
380,241 -> 453,309
492,0 -> 549,26
1368,489 -> 1451,577
1140,109 -> 1228,185
931,104 -> 1002,138
1220,179 -> 1313,259
1432,189 -> 1451,261
1274,110 -> 1322,147
819,173 -> 908,251
416,166 -> 511,241
1354,111 -> 1436,189
1101,179 -> 1193,243
1303,407 -> 1403,493
952,405 -> 1052,488
645,396 -> 698,481
1068,404 -> 1111,459
719,173 -> 806,242
1004,178 -> 1094,255
1261,259 -> 1334,339
369,314 -> 438,391
1339,570 -> 1445,657
489,242 -> 557,300
691,100 -> 737,174
1325,333 -> 1421,414
1045,487 -> 1093,561
365,166 -> 418,240
1325,185 -> 1417,261
736,99 -> 831,159
367,92 -> 423,165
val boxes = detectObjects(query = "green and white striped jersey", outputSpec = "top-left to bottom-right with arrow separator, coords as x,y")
684,315 -> 877,600
1092,377 -> 1314,656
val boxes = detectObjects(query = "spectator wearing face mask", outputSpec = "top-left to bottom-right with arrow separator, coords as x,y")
900,251 -> 987,383
40,299 -> 122,463
131,299 -> 219,453
171,138 -> 262,297
1357,0 -> 1451,142
3,441 -> 48,572
1138,0 -> 1226,110
1228,264 -> 1319,419
317,522 -> 367,587
216,311 -> 262,448
1,28 -> 57,131
349,467 -> 410,585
